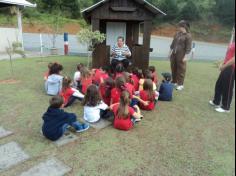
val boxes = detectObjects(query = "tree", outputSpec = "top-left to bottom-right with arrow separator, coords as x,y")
158,0 -> 179,21
214,0 -> 235,25
179,1 -> 200,21
6,41 -> 25,76
77,27 -> 106,67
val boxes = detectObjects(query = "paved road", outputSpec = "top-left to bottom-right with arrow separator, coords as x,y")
20,33 -> 228,60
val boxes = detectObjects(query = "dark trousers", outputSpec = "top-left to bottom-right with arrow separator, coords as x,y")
171,52 -> 186,85
111,59 -> 130,70
64,96 -> 83,108
213,66 -> 235,110
100,109 -> 114,119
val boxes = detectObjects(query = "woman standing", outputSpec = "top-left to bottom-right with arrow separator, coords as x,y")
209,30 -> 235,113
169,20 -> 192,91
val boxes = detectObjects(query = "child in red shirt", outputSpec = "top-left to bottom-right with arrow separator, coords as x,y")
114,64 -> 125,79
131,67 -> 141,91
135,79 -> 159,111
99,77 -> 115,106
81,67 -> 93,94
111,91 -> 143,131
60,77 -> 84,108
123,72 -> 135,98
149,66 -> 158,85
111,77 -> 127,104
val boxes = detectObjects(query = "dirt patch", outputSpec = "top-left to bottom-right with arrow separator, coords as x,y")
0,79 -> 21,84
23,23 -> 81,35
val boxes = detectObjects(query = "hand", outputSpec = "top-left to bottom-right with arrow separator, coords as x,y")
143,101 -> 150,106
183,57 -> 188,62
219,64 -> 225,71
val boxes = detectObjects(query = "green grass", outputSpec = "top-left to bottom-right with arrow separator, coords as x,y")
0,56 -> 235,176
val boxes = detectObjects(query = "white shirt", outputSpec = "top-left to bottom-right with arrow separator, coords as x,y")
73,71 -> 81,87
83,101 -> 108,123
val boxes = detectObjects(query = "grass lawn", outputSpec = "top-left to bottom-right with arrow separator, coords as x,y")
0,56 -> 235,176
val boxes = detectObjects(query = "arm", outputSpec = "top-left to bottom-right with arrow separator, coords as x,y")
220,57 -> 235,71
183,34 -> 193,61
72,88 -> 84,99
124,46 -> 131,57
133,95 -> 149,106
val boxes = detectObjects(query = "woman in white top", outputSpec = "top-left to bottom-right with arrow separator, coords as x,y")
82,85 -> 113,123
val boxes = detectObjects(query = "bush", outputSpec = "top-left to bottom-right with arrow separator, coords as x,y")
179,1 -> 200,21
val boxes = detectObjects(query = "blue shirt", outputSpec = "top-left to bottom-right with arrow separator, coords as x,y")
159,82 -> 174,101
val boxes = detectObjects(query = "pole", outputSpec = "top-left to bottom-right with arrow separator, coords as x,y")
64,33 -> 69,55
40,33 -> 43,56
17,7 -> 24,51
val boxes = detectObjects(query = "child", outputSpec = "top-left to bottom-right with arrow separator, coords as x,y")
159,73 -> 174,101
60,77 -> 85,108
99,77 -> 115,106
115,64 -> 125,79
44,62 -> 53,81
42,96 -> 89,141
131,67 -> 141,91
111,77 -> 127,104
92,66 -> 110,85
139,70 -> 157,91
111,91 -> 143,131
45,63 -> 64,96
83,85 -> 113,123
135,79 -> 159,111
73,63 -> 84,89
80,67 -> 93,94
149,66 -> 158,85
123,72 -> 135,98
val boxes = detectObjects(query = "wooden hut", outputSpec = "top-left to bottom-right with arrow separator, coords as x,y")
82,0 -> 166,69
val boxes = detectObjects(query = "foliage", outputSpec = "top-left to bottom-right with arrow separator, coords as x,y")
5,41 -> 25,76
179,1 -> 200,21
77,27 -> 106,67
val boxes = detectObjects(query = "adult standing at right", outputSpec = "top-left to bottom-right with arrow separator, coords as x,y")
169,20 -> 192,91
209,29 -> 235,113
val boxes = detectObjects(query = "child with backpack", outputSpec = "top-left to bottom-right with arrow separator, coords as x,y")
45,63 -> 64,96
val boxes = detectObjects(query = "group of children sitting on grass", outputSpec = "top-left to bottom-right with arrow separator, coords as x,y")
42,62 -> 174,141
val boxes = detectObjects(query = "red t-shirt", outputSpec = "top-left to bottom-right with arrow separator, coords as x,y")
112,104 -> 135,131
60,88 -> 75,105
139,90 -> 156,111
152,72 -> 158,84
111,88 -> 122,104
93,69 -> 109,85
115,73 -> 124,79
131,74 -> 140,91
81,77 -> 93,94
125,83 -> 135,98
99,84 -> 111,105
224,42 -> 235,69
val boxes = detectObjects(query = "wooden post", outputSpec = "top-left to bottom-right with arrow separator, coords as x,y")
17,7 -> 24,51
142,20 -> 152,69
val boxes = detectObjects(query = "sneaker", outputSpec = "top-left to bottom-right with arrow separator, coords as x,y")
209,100 -> 220,108
76,123 -> 90,133
134,118 -> 142,123
215,107 -> 230,113
176,85 -> 184,91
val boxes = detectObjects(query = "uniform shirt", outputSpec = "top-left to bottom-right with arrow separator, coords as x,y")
81,77 -> 93,94
139,90 -> 156,111
99,84 -> 111,106
112,104 -> 135,131
131,74 -> 140,91
112,44 -> 131,61
224,42 -> 235,69
111,88 -> 122,104
170,32 -> 192,55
